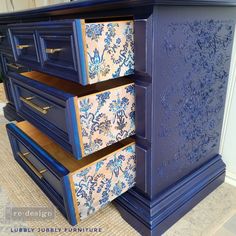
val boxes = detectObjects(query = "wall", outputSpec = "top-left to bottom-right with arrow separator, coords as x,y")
220,25 -> 236,187
0,0 -> 69,13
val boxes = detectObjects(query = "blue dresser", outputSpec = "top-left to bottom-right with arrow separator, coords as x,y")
0,1 -> 235,235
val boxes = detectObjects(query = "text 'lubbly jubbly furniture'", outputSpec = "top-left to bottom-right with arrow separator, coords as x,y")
0,1 -> 235,235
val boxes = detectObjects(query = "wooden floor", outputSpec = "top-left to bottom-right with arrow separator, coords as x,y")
0,83 -> 236,236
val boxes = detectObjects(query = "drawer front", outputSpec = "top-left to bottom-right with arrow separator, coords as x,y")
71,141 -> 136,221
2,76 -> 14,104
1,53 -> 26,75
10,28 -> 41,66
38,25 -> 78,80
0,27 -> 10,51
7,126 -> 64,197
11,79 -> 67,134
17,141 -> 63,196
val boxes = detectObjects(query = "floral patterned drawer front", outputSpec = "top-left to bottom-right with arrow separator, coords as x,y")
85,20 -> 134,84
71,142 -> 136,220
78,82 -> 135,157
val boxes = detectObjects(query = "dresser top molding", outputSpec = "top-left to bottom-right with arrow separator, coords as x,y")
0,0 -> 236,24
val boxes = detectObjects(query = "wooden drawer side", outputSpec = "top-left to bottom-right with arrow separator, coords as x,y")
70,142 -> 136,221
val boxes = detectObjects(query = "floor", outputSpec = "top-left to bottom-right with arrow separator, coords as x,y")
0,83 -> 236,236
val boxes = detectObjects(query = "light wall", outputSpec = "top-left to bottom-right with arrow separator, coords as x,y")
220,26 -> 236,187
0,0 -> 69,13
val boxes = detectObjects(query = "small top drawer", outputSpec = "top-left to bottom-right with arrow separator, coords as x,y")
8,19 -> 134,85
0,53 -> 27,75
9,27 -> 41,67
9,71 -> 135,160
7,121 -> 136,225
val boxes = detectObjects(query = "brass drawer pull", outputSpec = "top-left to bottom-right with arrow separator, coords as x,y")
20,96 -> 51,115
45,48 -> 62,54
17,152 -> 47,179
39,169 -> 47,174
6,63 -> 23,70
16,44 -> 31,50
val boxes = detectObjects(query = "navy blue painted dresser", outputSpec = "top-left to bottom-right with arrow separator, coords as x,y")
0,1 -> 235,235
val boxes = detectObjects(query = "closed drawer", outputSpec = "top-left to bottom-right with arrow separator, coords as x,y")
1,76 -> 14,104
9,27 -> 40,67
0,53 -> 27,104
37,24 -> 77,80
7,121 -> 136,225
9,19 -> 134,85
1,53 -> 27,75
0,27 -> 11,51
10,71 -> 135,160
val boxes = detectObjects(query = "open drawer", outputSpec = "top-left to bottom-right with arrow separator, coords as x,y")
9,71 -> 135,160
7,121 -> 136,225
9,19 -> 134,85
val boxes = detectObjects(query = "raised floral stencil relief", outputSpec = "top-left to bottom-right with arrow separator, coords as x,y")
85,21 -> 134,84
72,143 -> 136,220
158,19 -> 233,173
78,83 -> 135,156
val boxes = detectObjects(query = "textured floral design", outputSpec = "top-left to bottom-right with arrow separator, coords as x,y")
158,19 -> 233,172
72,143 -> 136,220
78,83 -> 135,156
85,21 -> 134,84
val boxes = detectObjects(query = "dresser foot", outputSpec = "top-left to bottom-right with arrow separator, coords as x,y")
114,155 -> 225,236
3,103 -> 23,122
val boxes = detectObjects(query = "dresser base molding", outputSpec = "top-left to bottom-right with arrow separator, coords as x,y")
3,103 -> 23,121
114,155 -> 225,236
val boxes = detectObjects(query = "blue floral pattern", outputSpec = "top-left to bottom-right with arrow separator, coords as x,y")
85,21 -> 134,84
72,143 -> 136,220
156,19 -> 233,177
78,83 -> 135,156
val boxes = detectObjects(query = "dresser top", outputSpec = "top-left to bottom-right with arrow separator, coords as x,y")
0,0 -> 235,23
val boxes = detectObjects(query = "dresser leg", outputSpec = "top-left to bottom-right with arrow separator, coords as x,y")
3,103 -> 23,122
114,155 -> 225,236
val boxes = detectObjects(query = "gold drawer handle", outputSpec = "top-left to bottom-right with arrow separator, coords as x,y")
17,152 -> 47,179
20,96 -> 51,115
22,152 -> 30,157
6,63 -> 23,70
16,44 -> 31,50
46,48 -> 62,54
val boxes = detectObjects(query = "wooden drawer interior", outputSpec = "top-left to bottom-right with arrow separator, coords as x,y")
20,70 -> 134,97
16,121 -> 134,173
